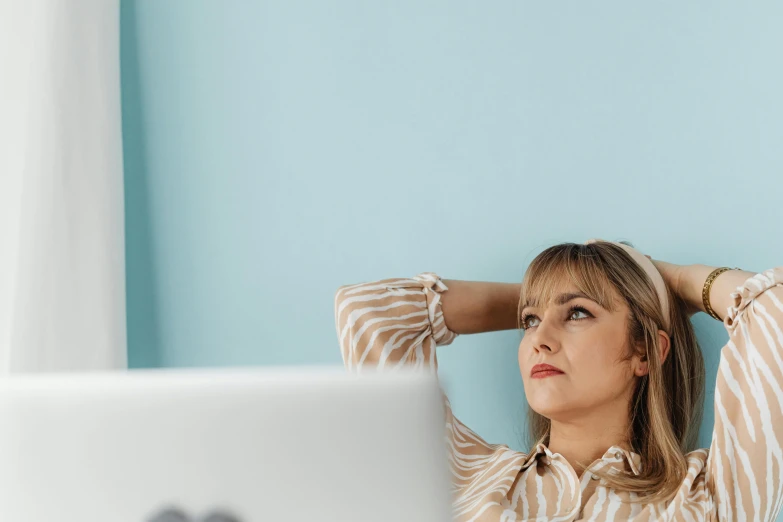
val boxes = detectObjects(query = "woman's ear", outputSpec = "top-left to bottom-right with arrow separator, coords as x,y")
634,330 -> 671,377
658,330 -> 671,364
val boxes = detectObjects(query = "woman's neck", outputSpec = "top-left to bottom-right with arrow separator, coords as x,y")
547,407 -> 632,478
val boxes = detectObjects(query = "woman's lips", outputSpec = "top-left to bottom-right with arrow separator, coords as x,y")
530,364 -> 565,379
531,370 -> 565,379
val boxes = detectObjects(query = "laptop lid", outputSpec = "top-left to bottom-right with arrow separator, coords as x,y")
0,367 -> 452,522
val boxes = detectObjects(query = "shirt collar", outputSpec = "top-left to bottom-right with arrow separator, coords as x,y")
521,443 -> 642,476
602,445 -> 642,476
520,443 -> 551,471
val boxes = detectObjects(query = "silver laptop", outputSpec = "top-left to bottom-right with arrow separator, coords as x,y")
0,367 -> 452,522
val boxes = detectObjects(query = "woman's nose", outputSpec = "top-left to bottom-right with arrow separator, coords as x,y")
536,342 -> 553,352
529,321 -> 560,353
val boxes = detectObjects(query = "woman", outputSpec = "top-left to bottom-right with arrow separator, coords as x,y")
334,239 -> 783,521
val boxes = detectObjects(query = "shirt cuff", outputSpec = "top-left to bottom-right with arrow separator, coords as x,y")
412,272 -> 459,347
725,266 -> 783,330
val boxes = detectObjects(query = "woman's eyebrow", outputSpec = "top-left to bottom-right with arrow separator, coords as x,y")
553,292 -> 594,306
521,292 -> 599,311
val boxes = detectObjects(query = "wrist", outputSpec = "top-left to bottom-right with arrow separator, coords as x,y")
677,264 -> 755,321
676,264 -> 712,314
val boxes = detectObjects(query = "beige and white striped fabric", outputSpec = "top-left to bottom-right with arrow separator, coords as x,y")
334,268 -> 783,521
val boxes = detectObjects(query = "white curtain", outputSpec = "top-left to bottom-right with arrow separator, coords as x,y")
0,0 -> 127,372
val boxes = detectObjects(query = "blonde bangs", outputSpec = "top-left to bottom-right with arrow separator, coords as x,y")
518,244 -> 620,329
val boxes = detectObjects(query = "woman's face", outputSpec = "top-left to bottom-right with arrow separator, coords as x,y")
518,283 -> 640,422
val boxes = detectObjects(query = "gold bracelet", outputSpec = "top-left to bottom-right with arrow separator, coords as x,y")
702,266 -> 740,321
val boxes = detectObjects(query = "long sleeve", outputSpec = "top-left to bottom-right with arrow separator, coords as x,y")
707,267 -> 783,522
334,272 -> 529,519
334,272 -> 458,372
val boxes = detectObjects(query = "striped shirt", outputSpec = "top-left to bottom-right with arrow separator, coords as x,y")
334,268 -> 783,521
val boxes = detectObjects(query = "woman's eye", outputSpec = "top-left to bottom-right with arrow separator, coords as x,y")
569,308 -> 589,320
522,307 -> 591,330
521,315 -> 540,329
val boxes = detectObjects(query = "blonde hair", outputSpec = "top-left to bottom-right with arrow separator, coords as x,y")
517,241 -> 705,504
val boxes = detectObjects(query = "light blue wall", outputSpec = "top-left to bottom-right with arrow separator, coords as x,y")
121,0 -> 783,489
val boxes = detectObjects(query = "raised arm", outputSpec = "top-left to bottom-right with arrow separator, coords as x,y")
334,273 -> 460,372
674,265 -> 783,522
334,273 -> 520,370
333,272 -> 526,517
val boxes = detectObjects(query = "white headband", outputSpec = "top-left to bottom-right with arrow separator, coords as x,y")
585,238 -> 671,333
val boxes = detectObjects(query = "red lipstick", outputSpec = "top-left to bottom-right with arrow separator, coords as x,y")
531,363 -> 565,379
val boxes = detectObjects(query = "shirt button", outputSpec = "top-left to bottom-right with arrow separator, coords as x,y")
614,451 -> 624,460
591,473 -> 599,481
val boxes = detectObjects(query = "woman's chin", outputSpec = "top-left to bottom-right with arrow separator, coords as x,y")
528,395 -> 574,419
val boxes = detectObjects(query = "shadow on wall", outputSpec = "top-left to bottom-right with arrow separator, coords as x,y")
120,0 -> 161,368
